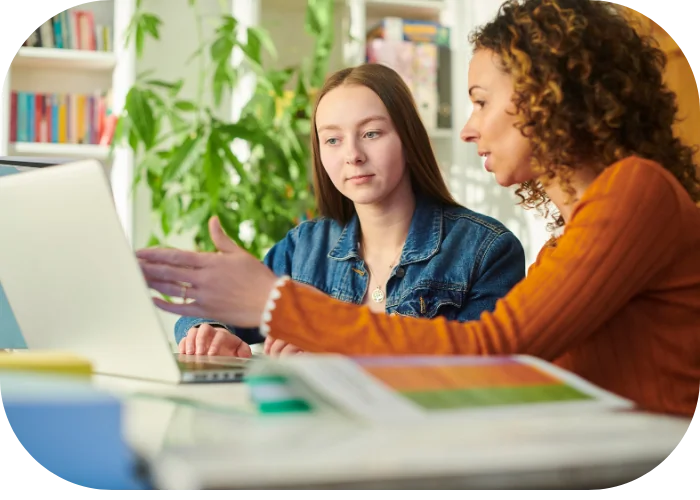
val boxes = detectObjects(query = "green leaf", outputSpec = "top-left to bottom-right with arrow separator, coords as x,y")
247,26 -> 277,60
147,234 -> 161,247
162,134 -> 200,183
219,121 -> 260,143
174,100 -> 197,111
212,130 -> 247,183
212,62 -> 235,107
204,135 -> 224,208
216,15 -> 238,36
146,79 -> 183,95
135,24 -> 145,58
304,2 -> 322,35
210,36 -> 234,62
161,195 -> 179,236
141,13 -> 162,39
182,202 -> 211,231
125,87 -> 156,149
239,33 -> 261,65
137,69 -> 156,80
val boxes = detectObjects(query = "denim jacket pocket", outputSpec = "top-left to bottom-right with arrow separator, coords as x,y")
394,285 -> 466,320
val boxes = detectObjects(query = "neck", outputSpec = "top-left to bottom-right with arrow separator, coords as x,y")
542,166 -> 599,224
355,178 -> 415,260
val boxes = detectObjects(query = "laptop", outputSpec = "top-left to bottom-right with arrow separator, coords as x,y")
0,157 -> 250,383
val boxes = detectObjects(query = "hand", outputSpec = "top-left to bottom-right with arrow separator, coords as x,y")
179,324 -> 252,358
264,335 -> 303,357
136,216 -> 279,327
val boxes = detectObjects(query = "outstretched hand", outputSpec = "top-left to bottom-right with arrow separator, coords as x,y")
136,216 -> 279,328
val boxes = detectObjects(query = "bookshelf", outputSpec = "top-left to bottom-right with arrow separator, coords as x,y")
0,0 -> 136,242
12,47 -> 118,71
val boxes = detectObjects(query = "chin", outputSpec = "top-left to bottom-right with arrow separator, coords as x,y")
493,173 -> 516,187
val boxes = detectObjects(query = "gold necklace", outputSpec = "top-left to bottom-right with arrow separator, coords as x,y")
361,243 -> 404,304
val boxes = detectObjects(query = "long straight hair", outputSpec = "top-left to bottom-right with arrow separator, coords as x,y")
310,64 -> 460,224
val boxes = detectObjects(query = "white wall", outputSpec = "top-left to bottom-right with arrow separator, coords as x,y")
132,0 -> 231,340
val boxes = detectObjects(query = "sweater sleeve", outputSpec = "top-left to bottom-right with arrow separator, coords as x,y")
265,158 -> 683,359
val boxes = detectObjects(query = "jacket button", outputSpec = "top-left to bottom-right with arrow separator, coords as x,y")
395,267 -> 405,278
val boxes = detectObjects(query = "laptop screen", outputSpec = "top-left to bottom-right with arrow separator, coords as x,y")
0,157 -> 73,348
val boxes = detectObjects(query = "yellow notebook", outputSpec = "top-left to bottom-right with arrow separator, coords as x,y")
0,350 -> 92,376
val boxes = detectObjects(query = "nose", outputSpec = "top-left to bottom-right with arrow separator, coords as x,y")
344,140 -> 366,165
460,116 -> 479,143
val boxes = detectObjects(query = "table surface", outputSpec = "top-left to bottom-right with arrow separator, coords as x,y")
89,372 -> 692,490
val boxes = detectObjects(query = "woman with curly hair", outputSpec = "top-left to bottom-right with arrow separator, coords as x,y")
137,0 -> 700,416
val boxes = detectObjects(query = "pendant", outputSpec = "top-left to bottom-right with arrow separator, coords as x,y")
371,286 -> 385,303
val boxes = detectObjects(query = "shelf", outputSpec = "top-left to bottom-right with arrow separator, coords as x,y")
366,0 -> 445,20
12,47 -> 117,72
9,142 -> 111,161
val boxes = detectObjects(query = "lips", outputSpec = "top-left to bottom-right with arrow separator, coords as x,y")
346,174 -> 375,185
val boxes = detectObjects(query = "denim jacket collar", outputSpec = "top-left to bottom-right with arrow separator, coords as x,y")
327,195 -> 443,265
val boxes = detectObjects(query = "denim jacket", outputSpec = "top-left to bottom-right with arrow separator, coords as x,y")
174,196 -> 526,345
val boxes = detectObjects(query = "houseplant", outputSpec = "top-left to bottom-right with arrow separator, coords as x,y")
114,0 -> 335,258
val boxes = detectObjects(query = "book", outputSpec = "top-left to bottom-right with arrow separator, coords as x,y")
0,350 -> 92,376
245,354 -> 634,422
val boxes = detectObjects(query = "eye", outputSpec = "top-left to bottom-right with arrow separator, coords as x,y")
473,100 -> 486,109
325,137 -> 339,145
364,130 -> 381,139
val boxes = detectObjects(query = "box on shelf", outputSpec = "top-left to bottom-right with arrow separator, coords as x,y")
366,17 -> 452,130
367,18 -> 450,47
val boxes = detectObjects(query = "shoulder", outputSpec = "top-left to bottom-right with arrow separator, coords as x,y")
441,204 -> 517,239
577,156 -> 685,220
567,157 -> 696,232
285,217 -> 345,243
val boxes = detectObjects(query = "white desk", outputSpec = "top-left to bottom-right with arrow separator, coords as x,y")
90,374 -> 691,490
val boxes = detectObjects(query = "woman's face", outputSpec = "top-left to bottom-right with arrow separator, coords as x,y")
461,49 -> 535,187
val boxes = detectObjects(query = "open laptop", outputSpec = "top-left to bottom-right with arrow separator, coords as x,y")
0,157 -> 250,383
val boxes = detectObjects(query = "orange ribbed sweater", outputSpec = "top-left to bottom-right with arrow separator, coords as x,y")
267,157 -> 700,417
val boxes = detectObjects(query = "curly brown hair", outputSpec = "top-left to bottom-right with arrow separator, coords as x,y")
470,0 -> 700,226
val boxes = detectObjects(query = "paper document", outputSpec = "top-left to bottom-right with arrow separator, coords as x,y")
245,354 -> 634,422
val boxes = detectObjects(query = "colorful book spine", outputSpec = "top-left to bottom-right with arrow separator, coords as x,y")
7,91 -> 111,146
23,9 -> 109,51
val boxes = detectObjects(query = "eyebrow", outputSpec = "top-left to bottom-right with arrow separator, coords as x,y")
468,85 -> 486,95
317,115 -> 388,134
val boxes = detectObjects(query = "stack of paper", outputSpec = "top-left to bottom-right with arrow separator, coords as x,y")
245,355 -> 634,421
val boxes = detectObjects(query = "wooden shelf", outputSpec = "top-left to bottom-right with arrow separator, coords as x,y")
12,47 -> 117,72
9,142 -> 111,160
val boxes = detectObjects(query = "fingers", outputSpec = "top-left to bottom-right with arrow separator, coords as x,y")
140,261 -> 200,287
178,336 -> 187,354
195,324 -> 215,354
263,335 -> 274,355
279,343 -> 302,356
206,330 -> 253,358
235,341 -> 253,358
267,338 -> 290,357
146,280 -> 197,302
136,247 -> 207,268
209,216 -> 240,254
